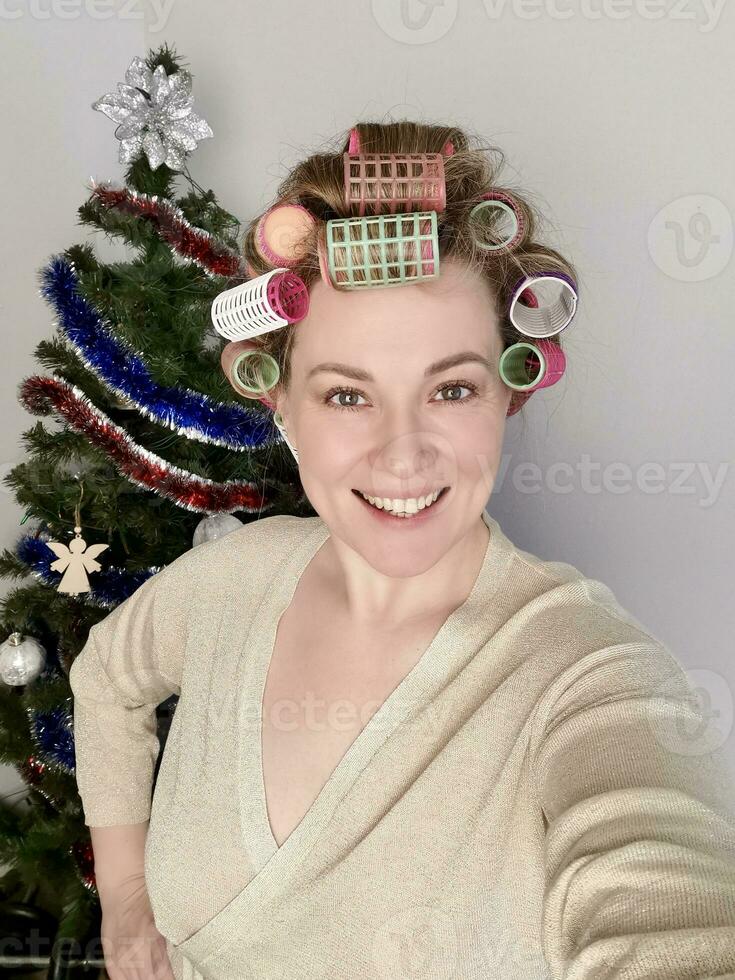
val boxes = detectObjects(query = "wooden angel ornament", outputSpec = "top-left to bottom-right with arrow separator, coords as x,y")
47,525 -> 109,595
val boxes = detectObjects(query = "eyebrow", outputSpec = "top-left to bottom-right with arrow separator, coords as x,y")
306,351 -> 494,382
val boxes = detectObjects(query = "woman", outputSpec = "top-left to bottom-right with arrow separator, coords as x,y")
70,121 -> 735,980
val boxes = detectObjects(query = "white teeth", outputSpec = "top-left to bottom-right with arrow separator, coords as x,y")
358,488 -> 444,516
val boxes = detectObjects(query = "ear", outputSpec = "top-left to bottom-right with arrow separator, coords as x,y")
271,384 -> 289,424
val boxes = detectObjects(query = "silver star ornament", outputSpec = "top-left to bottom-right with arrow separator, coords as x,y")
92,55 -> 213,171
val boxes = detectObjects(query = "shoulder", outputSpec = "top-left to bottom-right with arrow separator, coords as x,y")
146,513 -> 324,594
94,514 -> 324,640
494,521 -> 654,644
491,518 -> 684,701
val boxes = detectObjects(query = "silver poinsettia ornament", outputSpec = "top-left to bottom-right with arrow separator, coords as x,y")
92,55 -> 213,171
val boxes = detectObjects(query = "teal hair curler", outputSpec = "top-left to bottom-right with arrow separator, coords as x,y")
319,211 -> 440,289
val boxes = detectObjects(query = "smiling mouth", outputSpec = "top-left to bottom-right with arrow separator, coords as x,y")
351,486 -> 450,514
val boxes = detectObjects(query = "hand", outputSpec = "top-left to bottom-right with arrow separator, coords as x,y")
98,874 -> 175,979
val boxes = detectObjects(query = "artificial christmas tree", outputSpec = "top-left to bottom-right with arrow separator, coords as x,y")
0,43 -> 309,972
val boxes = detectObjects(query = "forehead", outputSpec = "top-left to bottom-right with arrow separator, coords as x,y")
294,259 -> 501,365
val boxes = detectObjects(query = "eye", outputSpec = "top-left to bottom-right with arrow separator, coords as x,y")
323,381 -> 480,412
324,387 -> 367,411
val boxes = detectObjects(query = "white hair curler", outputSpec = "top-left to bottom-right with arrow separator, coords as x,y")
210,268 -> 309,341
508,273 -> 578,338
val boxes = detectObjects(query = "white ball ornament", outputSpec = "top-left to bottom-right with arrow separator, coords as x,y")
0,632 -> 47,687
192,513 -> 244,547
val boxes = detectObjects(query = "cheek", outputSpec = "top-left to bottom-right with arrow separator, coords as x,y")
300,423 -> 356,473
455,415 -> 504,464
447,403 -> 507,484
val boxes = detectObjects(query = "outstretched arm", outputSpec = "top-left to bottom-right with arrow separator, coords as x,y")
533,640 -> 735,978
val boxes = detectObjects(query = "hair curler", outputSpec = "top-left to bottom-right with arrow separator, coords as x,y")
470,191 -> 525,252
344,153 -> 447,216
210,268 -> 309,341
319,212 -> 440,289
508,273 -> 578,338
498,339 -> 566,392
220,339 -> 280,399
255,203 -> 315,267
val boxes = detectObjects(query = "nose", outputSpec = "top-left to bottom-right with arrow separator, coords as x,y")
369,417 -> 445,494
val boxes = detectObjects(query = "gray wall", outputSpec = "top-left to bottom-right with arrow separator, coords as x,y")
1,0 -> 733,809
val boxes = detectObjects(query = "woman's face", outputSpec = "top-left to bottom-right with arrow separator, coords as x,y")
276,257 -> 512,575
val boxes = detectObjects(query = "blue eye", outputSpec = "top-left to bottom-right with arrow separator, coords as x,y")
324,381 -> 480,412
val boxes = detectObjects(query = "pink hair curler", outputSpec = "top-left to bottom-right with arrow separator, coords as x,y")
508,273 -> 578,338
441,140 -> 455,157
344,153 -> 447,216
255,203 -> 315,267
210,268 -> 309,341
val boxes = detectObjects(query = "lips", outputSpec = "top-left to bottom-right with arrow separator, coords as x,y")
351,487 -> 449,502
353,485 -> 451,524
352,486 -> 450,512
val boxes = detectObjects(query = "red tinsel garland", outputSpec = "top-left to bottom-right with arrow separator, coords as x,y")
19,375 -> 269,514
90,181 -> 245,279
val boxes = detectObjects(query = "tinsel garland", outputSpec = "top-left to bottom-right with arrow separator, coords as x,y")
18,375 -> 272,515
38,255 -> 279,453
89,181 -> 244,278
15,531 -> 163,608
27,703 -> 75,777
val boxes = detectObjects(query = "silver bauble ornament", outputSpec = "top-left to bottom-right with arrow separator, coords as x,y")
192,513 -> 244,547
0,632 -> 47,686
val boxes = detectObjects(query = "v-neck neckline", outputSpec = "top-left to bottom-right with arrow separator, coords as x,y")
175,509 -> 516,966
237,508 -> 515,877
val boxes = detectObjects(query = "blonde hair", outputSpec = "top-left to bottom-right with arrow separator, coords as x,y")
231,119 -> 578,415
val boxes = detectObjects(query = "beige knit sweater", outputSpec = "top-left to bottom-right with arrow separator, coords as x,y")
69,510 -> 735,980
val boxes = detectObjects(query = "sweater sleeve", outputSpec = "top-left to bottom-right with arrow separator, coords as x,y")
68,569 -> 186,827
532,639 -> 735,979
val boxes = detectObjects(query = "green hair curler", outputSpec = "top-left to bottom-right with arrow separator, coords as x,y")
498,339 -> 566,392
320,211 -> 440,289
221,340 -> 280,399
